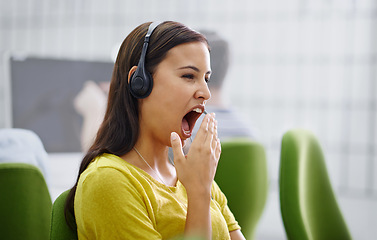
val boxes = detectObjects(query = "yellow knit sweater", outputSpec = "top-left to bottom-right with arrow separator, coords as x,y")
74,153 -> 240,240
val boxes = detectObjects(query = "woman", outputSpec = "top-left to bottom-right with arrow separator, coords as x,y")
65,21 -> 245,240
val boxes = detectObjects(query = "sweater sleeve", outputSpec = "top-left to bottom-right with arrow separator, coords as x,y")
211,181 -> 241,232
75,165 -> 162,240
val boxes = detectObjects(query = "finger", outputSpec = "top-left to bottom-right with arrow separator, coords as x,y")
170,132 -> 185,162
193,114 -> 211,143
205,116 -> 215,147
215,138 -> 221,160
211,120 -> 218,150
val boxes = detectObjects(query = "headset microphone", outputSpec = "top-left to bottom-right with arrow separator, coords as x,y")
129,21 -> 161,99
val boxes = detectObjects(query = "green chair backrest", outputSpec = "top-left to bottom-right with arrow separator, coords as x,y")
279,129 -> 352,240
214,138 -> 268,240
50,190 -> 78,240
0,162 -> 52,240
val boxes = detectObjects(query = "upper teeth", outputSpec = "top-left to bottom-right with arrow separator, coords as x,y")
192,108 -> 203,113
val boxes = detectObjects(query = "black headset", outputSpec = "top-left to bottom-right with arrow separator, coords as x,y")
129,21 -> 161,99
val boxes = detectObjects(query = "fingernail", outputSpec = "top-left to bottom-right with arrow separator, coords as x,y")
171,132 -> 178,141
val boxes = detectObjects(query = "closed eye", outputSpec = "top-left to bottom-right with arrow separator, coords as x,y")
182,74 -> 194,80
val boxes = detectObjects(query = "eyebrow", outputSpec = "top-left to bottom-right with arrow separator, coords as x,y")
177,65 -> 212,75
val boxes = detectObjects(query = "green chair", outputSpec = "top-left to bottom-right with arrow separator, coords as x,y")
279,129 -> 352,240
50,190 -> 78,240
0,162 -> 52,240
214,138 -> 268,240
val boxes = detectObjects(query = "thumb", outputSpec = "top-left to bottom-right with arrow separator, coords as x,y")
170,132 -> 184,161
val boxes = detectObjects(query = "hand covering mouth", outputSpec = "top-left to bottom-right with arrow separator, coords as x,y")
181,106 -> 204,137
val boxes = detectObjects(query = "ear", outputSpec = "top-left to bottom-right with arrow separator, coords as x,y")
127,66 -> 138,84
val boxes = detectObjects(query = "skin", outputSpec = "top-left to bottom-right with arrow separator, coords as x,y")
122,41 -> 245,240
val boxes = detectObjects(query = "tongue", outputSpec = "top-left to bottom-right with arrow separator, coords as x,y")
182,118 -> 190,131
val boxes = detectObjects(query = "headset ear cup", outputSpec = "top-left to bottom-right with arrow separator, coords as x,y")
143,71 -> 153,97
129,70 -> 153,99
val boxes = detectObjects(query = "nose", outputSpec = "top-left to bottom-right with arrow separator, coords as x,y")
194,80 -> 211,101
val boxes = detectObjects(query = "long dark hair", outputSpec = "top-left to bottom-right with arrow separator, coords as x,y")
64,21 -> 208,225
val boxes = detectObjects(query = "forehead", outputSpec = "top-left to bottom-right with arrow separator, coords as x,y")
161,42 -> 211,70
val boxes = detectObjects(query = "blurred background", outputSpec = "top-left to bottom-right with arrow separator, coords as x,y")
0,0 -> 376,239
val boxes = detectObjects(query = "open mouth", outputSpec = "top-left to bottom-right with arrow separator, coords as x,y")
181,107 -> 204,137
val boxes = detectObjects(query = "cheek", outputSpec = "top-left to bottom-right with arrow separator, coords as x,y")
153,80 -> 187,104
151,72 -> 193,112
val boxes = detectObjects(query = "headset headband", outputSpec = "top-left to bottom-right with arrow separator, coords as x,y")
129,21 -> 162,99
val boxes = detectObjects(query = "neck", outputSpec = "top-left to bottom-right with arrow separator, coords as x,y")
120,135 -> 177,186
134,146 -> 177,186
133,136 -> 170,168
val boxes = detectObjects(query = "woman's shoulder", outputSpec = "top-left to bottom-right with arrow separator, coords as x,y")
95,153 -> 129,168
80,153 -> 138,186
77,153 -> 153,198
88,153 -> 130,172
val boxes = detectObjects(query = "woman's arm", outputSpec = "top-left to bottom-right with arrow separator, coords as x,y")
230,230 -> 246,240
171,114 -> 221,240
